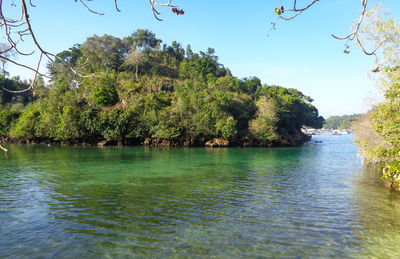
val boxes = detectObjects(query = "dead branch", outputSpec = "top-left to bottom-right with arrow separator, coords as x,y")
268,0 -> 319,35
1,52 -> 41,93
331,0 -> 378,56
0,0 -> 180,94
114,0 -> 121,12
270,0 -> 380,58
0,0 -> 181,157
77,0 -> 104,15
149,0 -> 178,21
0,0 -> 99,93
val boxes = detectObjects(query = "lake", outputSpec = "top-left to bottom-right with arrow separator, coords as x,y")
1,134 -> 400,258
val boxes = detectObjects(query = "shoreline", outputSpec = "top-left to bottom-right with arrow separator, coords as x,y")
3,132 -> 311,148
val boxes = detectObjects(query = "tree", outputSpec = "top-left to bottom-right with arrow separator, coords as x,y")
89,75 -> 119,107
0,0 -> 380,95
186,44 -> 194,60
81,34 -> 127,72
353,6 -> 400,189
166,41 -> 185,65
0,30 -> 325,152
249,96 -> 279,141
125,50 -> 145,81
255,85 -> 324,133
126,29 -> 162,51
323,114 -> 361,129
0,0 -> 382,154
49,45 -> 83,83
240,77 -> 261,94
0,1 -> 179,95
0,43 -> 16,78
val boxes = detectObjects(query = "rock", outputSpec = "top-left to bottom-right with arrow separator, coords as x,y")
143,138 -> 151,145
183,137 -> 197,146
98,139 -> 116,146
205,138 -> 229,147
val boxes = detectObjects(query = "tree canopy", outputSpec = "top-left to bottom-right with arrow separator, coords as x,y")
354,6 -> 400,189
324,114 -> 361,129
0,30 -> 324,148
0,0 -> 381,95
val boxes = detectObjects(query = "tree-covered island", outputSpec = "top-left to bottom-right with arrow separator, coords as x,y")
0,30 -> 324,148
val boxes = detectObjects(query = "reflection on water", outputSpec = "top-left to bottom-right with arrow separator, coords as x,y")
1,135 -> 400,257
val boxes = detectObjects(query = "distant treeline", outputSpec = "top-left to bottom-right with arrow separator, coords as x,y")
0,29 -> 324,147
323,114 -> 361,129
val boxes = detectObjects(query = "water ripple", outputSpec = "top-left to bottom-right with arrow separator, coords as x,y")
1,135 -> 400,257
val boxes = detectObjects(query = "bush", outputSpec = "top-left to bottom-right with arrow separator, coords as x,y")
249,97 -> 278,141
11,103 -> 40,137
0,108 -> 20,135
91,76 -> 119,107
56,105 -> 80,140
216,116 -> 237,139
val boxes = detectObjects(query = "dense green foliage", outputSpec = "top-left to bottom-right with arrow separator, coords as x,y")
0,77 -> 34,136
0,77 -> 34,106
354,7 -> 400,189
0,30 -> 323,145
323,114 -> 361,129
356,67 -> 400,189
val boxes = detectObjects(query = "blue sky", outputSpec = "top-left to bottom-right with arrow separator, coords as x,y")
6,0 -> 400,117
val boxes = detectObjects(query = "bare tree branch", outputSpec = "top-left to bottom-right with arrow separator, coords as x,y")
77,0 -> 104,15
0,0 -> 182,157
269,0 -> 381,58
268,0 -> 319,35
1,52 -> 41,93
0,53 -> 48,77
0,0 -> 181,94
149,0 -> 179,21
114,0 -> 121,12
331,0 -> 378,56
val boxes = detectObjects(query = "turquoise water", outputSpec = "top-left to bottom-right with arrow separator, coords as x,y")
1,135 -> 400,257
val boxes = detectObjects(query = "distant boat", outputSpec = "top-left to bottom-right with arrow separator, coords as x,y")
302,128 -> 320,135
332,130 -> 341,136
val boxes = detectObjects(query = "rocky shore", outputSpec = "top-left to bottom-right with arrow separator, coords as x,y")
3,130 -> 311,148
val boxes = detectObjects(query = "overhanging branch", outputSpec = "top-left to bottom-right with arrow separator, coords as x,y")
0,0 -> 181,93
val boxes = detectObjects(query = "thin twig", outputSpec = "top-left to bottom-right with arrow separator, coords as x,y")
78,0 -> 104,15
0,0 -> 178,94
1,52 -> 42,93
114,0 -> 121,12
270,0 -> 380,57
149,0 -> 177,21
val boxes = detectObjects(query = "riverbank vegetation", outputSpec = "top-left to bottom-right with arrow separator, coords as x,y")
323,114 -> 360,130
354,6 -> 400,190
0,30 -> 323,147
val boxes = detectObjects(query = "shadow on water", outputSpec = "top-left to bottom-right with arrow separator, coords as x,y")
351,165 -> 400,257
1,136 -> 400,257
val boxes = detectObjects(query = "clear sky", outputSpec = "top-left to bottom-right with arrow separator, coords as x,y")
5,0 -> 400,118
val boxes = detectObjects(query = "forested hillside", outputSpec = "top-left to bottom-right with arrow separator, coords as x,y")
323,114 -> 360,129
0,30 -> 324,147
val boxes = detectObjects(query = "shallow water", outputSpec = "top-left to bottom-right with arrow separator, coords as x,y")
1,134 -> 400,258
